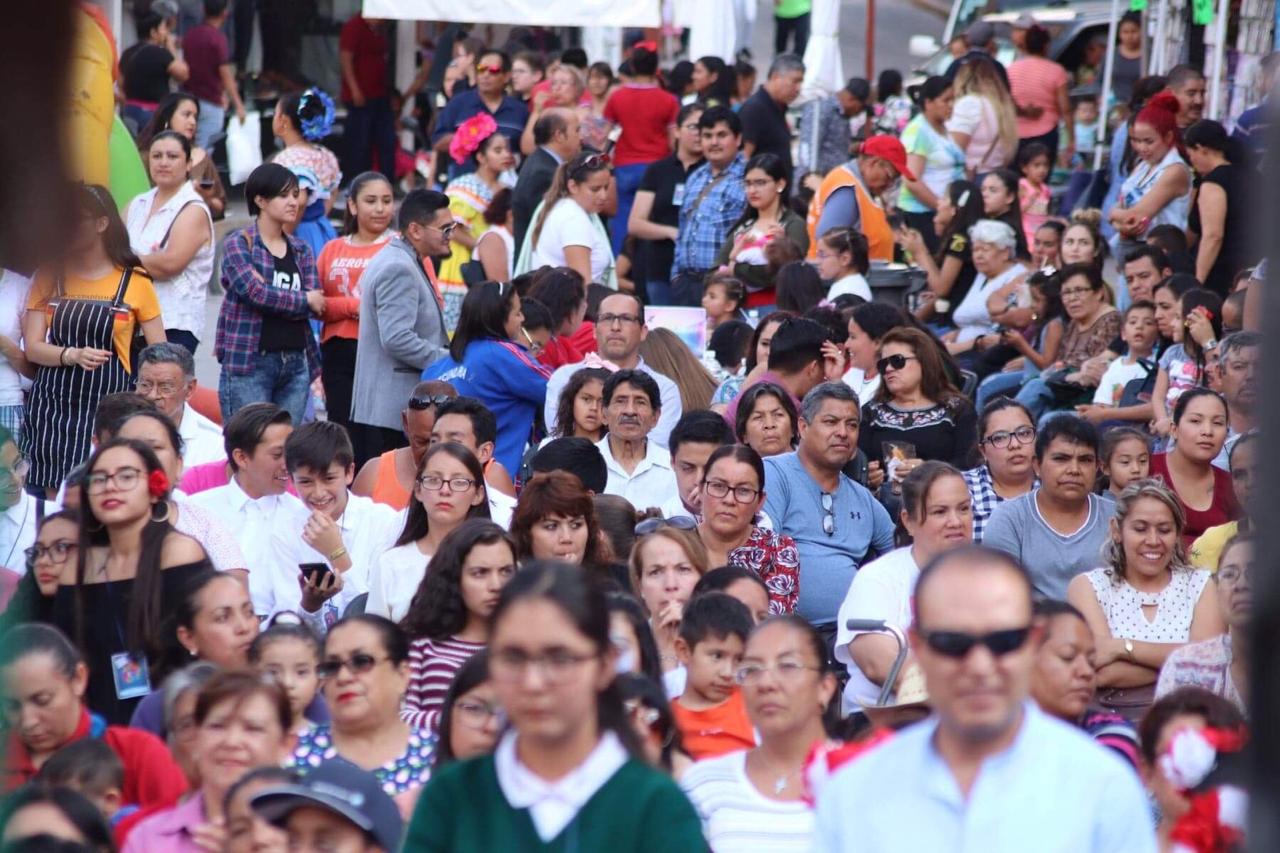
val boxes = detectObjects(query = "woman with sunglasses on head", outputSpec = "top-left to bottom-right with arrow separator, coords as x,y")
696,445 -> 799,615
2,510 -> 78,628
734,382 -> 800,459
715,153 -> 809,304
630,522 -> 710,698
21,185 -> 165,497
289,614 -> 434,798
432,651 -> 504,770
521,152 -> 616,287
367,443 -> 490,623
400,520 -> 517,732
407,561 -> 705,850
682,616 -> 838,850
137,93 -> 226,218
963,398 -> 1037,542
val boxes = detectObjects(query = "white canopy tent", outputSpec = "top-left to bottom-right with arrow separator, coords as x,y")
363,0 -> 658,28
801,0 -> 844,100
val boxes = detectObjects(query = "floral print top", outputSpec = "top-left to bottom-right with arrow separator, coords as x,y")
725,526 -> 800,615
287,724 -> 436,795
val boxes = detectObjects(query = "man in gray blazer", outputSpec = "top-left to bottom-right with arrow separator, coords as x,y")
350,189 -> 453,467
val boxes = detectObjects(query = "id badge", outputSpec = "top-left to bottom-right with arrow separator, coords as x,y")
672,183 -> 686,207
110,652 -> 152,700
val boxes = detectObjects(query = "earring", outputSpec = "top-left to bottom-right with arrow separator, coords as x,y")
151,500 -> 174,524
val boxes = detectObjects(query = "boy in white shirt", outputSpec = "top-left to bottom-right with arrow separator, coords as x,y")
1075,300 -> 1158,425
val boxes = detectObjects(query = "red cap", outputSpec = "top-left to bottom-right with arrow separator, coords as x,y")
861,135 -> 917,182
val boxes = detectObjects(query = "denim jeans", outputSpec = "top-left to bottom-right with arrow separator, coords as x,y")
975,370 -> 1026,411
196,100 -> 226,151
219,350 -> 311,425
610,162 -> 650,257
1014,376 -> 1056,422
645,279 -> 674,306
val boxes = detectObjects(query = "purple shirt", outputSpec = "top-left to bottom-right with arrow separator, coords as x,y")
122,791 -> 206,853
722,370 -> 802,431
182,24 -> 229,104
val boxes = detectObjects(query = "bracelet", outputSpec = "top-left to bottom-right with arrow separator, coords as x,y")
59,346 -> 69,366
1203,338 -> 1219,352
327,546 -> 348,563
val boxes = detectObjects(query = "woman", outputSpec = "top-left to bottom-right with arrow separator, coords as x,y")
712,311 -> 795,406
714,153 -> 809,302
842,302 -> 910,406
946,219 -> 1028,352
638,327 -> 719,413
682,616 -> 837,850
1185,120 -> 1257,297
630,523 -> 710,696
897,180 -> 984,326
316,171 -> 395,431
980,169 -> 1031,260
775,262 -> 828,315
582,63 -> 616,152
425,282 -> 550,473
947,59 -> 1018,178
550,367 -> 609,441
1008,25 -> 1072,165
0,623 -> 186,803
157,661 -> 216,788
1111,12 -> 1146,102
1061,209 -> 1107,271
696,445 -> 799,614
271,88 -> 342,256
510,471 -> 611,571
124,671 -> 294,853
118,12 -> 188,132
1067,479 -> 1224,721
817,227 -> 871,303
289,615 -> 433,795
407,561 -> 704,847
1149,389 -> 1239,546
692,56 -> 735,107
431,651 -> 502,770
125,131 -> 215,354
1109,92 -> 1192,256
367,442 -> 490,622
963,397 -> 1037,542
53,439 -> 209,724
401,520 -> 516,731
0,784 -> 116,851
860,327 -> 978,470
4,510 -> 78,627
474,188 -> 515,282
526,266 -> 594,368
898,77 -> 965,253
520,63 -> 590,156
21,185 -> 165,494
137,93 -> 226,218
522,153 -> 615,287
734,381 -> 799,458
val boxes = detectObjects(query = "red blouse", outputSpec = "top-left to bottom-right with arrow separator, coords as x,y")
726,526 -> 801,615
1149,453 -> 1242,547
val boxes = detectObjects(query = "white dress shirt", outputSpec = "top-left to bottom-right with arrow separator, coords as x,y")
178,403 -> 226,469
489,487 -> 515,529
544,356 -> 683,448
595,437 -> 678,512
365,539 -> 431,623
0,492 -> 43,574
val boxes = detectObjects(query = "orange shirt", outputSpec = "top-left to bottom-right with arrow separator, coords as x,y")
26,267 -> 160,372
672,689 -> 756,760
316,235 -> 393,343
369,449 -> 411,511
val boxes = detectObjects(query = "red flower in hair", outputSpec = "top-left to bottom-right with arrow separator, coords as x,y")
148,469 -> 170,498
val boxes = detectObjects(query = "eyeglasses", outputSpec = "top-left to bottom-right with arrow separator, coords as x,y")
407,394 -> 453,410
476,63 -> 505,75
702,480 -> 761,504
25,540 -> 77,565
918,626 -> 1033,659
1217,566 -> 1251,585
85,466 -> 144,495
820,491 -> 835,536
983,426 -> 1036,449
876,354 -> 918,375
1061,287 -> 1096,298
734,659 -> 823,685
0,456 -> 30,480
490,649 -> 596,683
136,380 -> 182,397
426,221 -> 458,240
316,652 -> 390,680
634,515 -> 698,535
416,475 -> 478,493
597,312 -> 643,327
454,699 -> 507,730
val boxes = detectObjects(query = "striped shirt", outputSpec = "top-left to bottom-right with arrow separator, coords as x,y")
403,636 -> 485,731
681,750 -> 815,852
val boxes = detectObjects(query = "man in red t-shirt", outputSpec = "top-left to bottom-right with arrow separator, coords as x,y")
182,0 -> 246,150
339,14 -> 397,184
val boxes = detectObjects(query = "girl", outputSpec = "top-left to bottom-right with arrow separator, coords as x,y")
974,269 -> 1065,408
400,519 -> 517,731
895,180 -> 983,326
432,651 -> 502,769
271,88 -> 341,256
1151,289 -> 1223,438
1033,220 -> 1065,270
510,471 -> 612,572
250,621 -> 323,735
701,273 -> 746,332
405,562 -> 706,849
1017,143 -> 1053,250
2,509 -> 78,628
316,171 -> 395,431
817,227 -> 871,303
474,188 -> 516,282
980,169 -> 1031,260
552,367 -> 610,441
522,152 -> 615,287
898,76 -> 965,254
716,153 -> 809,302
1101,427 -> 1151,500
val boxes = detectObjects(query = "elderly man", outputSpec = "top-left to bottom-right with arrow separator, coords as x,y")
135,342 -> 225,467
815,547 -> 1155,851
0,426 -> 41,576
596,369 -> 678,511
807,135 -> 916,265
1212,331 -> 1259,470
740,53 -> 805,177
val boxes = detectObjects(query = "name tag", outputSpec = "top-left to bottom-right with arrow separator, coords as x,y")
110,652 -> 152,700
672,183 -> 686,207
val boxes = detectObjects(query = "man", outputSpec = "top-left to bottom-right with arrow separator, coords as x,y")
1231,51 -> 1279,160
542,293 -> 682,447
596,370 -> 678,511
1010,13 -> 1036,54
795,78 -> 871,187
764,383 -> 895,634
135,343 -> 224,468
814,547 -> 1155,851
338,13 -> 397,184
432,49 -> 529,181
1212,331 -> 1259,470
670,107 -> 747,306
0,427 -> 41,576
983,415 -> 1115,599
1167,63 -> 1207,129
430,397 -> 518,527
740,53 -> 805,177
350,190 -> 452,469
351,381 -> 457,510
252,759 -> 404,853
182,0 -> 247,150
724,316 -> 829,426
529,436 -> 608,494
513,108 -> 582,253
663,411 -> 736,520
1122,245 -> 1173,305
807,135 -> 915,264
944,21 -> 1011,90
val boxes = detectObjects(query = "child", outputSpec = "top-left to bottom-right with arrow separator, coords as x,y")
1072,96 -> 1099,168
817,227 -> 872,302
1077,301 -> 1159,425
670,592 -> 756,760
37,738 -> 135,830
975,270 -> 1065,409
250,621 -> 323,735
1017,143 -> 1052,250
1151,290 -> 1223,438
1100,428 -> 1151,499
1032,221 -> 1064,271
701,273 -> 747,332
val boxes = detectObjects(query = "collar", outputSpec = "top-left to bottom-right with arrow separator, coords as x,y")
225,476 -> 281,513
597,436 -> 666,474
146,790 -> 206,837
539,146 -> 564,165
922,700 -> 1037,803
178,403 -> 197,436
6,708 -> 96,781
494,730 -> 627,839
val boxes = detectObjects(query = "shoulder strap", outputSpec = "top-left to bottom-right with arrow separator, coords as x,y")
159,200 -> 203,248
111,266 -> 133,307
684,165 -> 733,222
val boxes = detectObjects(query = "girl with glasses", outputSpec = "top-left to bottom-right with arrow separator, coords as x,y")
432,650 -> 503,770
2,509 -> 78,628
963,397 -> 1037,542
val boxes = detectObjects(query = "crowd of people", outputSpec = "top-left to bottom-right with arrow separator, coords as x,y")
0,3 -> 1271,851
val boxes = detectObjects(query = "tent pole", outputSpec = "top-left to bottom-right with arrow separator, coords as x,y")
1094,0 -> 1122,172
1153,0 -> 1169,74
1208,0 -> 1230,118
866,0 -> 876,79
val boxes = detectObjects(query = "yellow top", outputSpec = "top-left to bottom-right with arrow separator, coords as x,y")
28,267 -> 161,372
1188,520 -> 1240,572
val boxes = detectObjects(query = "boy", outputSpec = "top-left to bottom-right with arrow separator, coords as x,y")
671,593 -> 756,760
37,738 -> 137,831
1076,301 -> 1158,424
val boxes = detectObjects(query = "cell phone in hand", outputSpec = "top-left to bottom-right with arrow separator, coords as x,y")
300,562 -> 332,586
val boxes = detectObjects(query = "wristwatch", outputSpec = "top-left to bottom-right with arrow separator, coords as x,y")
1124,639 -> 1135,661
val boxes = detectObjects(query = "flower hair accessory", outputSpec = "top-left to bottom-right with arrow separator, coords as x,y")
299,88 -> 336,142
449,113 -> 499,165
1160,726 -> 1249,853
148,469 -> 170,499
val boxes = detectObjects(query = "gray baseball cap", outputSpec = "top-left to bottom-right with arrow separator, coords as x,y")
251,759 -> 404,852
966,21 -> 996,47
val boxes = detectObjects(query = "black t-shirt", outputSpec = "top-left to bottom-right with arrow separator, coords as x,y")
739,88 -> 793,176
120,43 -> 175,103
259,242 -> 309,352
936,231 -> 978,323
1187,163 -> 1256,297
635,155 -> 703,285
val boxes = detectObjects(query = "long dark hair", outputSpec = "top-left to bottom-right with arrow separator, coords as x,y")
1184,119 -> 1251,169
606,593 -> 664,684
734,381 -> 799,448
776,262 -> 827,314
554,367 -> 610,439
78,184 -> 141,270
137,91 -> 199,151
341,170 -> 393,236
433,650 -> 493,769
695,56 -> 735,104
936,180 -> 984,263
744,311 -> 796,373
0,510 -> 79,629
450,281 -> 518,361
531,152 -> 610,249
1178,288 -> 1224,377
400,520 -> 515,641
733,152 -> 790,231
875,327 -> 963,405
395,443 -> 491,547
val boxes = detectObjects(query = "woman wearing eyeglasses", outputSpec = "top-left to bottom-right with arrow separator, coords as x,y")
366,443 -> 490,623
714,153 -> 809,304
406,561 -> 705,850
521,152 -> 616,287
288,614 -> 434,797
682,616 -> 838,851
400,520 -> 516,732
630,522 -> 710,698
2,510 -> 78,628
432,651 -> 503,770
963,397 -> 1037,542
697,445 -> 799,615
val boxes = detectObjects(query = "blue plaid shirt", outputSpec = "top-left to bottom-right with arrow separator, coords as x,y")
672,154 -> 747,277
214,224 -> 322,379
964,464 -> 1039,543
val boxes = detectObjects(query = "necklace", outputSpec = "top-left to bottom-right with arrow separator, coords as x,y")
750,748 -> 801,795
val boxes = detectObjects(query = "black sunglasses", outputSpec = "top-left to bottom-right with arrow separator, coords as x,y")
408,394 -> 453,410
876,353 -> 918,375
918,626 -> 1033,659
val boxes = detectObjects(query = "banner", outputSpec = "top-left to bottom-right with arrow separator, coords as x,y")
363,0 -> 659,27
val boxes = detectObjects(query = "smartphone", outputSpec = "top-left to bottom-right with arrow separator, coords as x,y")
886,212 -> 904,231
300,562 -> 332,586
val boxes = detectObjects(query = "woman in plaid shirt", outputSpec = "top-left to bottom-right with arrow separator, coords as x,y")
963,397 -> 1037,542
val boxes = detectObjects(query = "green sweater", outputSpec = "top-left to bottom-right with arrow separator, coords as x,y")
405,754 -> 708,852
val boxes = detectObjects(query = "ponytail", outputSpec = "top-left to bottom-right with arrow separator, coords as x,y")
529,152 -> 610,250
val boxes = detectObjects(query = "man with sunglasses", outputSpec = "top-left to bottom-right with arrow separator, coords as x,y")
351,190 -> 452,469
432,49 -> 528,181
814,547 -> 1155,852
352,381 -> 457,511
